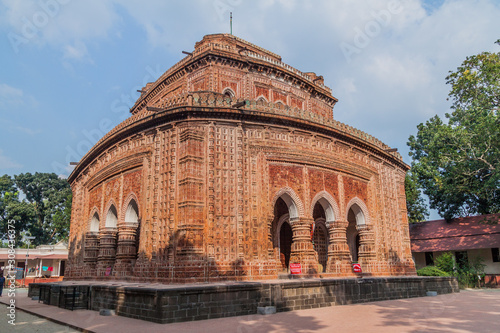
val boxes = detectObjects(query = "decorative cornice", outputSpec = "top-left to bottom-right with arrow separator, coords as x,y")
69,92 -> 408,184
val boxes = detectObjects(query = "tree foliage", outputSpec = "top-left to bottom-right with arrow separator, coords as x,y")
408,40 -> 500,220
416,266 -> 450,277
434,252 -> 455,274
0,173 -> 72,246
405,171 -> 429,223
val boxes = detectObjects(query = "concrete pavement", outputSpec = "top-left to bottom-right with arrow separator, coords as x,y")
1,288 -> 499,332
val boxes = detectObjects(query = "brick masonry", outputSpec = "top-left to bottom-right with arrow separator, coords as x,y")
65,33 -> 416,283
29,277 -> 459,324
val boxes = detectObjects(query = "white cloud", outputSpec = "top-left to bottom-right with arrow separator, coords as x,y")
63,40 -> 91,62
0,83 -> 38,109
1,0 -> 118,60
113,0 -> 217,51
15,126 -> 41,136
0,149 -> 22,169
0,83 -> 23,104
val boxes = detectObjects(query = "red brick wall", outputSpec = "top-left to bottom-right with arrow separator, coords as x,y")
344,176 -> 368,208
66,34 -> 415,282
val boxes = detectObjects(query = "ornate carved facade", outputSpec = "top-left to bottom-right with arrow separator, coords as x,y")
66,34 -> 416,283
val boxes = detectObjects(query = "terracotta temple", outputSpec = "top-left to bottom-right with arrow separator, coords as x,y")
65,34 -> 416,283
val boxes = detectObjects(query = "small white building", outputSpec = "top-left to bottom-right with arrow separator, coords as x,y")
0,240 -> 68,279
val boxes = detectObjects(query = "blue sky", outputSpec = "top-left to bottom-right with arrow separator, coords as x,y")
1,0 -> 500,219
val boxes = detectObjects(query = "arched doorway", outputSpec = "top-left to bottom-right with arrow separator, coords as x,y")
279,221 -> 292,270
312,202 -> 328,272
346,203 -> 365,262
272,192 -> 300,273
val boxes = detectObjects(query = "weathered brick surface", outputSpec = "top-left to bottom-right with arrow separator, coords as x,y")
65,34 -> 415,283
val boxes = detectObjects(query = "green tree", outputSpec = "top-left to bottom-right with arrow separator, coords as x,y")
408,40 -> 500,220
405,170 -> 429,223
434,252 -> 455,274
0,174 -> 16,220
14,172 -> 72,245
0,174 -> 34,246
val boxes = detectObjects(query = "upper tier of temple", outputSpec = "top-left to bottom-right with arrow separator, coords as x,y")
130,34 -> 338,120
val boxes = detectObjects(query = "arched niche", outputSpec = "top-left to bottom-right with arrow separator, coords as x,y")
256,96 -> 268,104
89,212 -> 100,232
105,205 -> 118,228
124,199 -> 139,224
222,87 -> 235,98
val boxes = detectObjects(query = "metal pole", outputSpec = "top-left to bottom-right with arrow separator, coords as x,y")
230,12 -> 232,35
23,236 -> 36,288
23,242 -> 29,288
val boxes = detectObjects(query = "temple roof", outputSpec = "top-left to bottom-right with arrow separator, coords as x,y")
130,33 -> 336,115
409,214 -> 500,252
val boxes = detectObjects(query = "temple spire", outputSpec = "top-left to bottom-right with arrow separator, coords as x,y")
230,12 -> 232,35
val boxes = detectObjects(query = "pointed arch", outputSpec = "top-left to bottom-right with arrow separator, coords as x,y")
125,201 -> 139,224
222,87 -> 235,98
271,186 -> 305,219
346,197 -> 370,226
256,95 -> 268,103
88,208 -> 100,232
122,193 -> 140,224
104,200 -> 118,228
275,100 -> 286,108
310,191 -> 341,223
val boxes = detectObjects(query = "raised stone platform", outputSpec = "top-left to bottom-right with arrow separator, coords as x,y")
28,276 -> 459,324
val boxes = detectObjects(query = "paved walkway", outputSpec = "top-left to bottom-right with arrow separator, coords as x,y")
1,288 -> 499,332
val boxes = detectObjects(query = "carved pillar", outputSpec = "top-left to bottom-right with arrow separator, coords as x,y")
97,229 -> 117,277
326,220 -> 351,273
83,232 -> 99,265
289,217 -> 318,274
115,222 -> 138,278
116,223 -> 138,260
357,224 -> 376,267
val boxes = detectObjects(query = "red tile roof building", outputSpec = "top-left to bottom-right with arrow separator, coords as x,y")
65,34 -> 416,283
410,214 -> 500,286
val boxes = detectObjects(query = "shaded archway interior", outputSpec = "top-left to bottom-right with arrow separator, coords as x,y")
347,205 -> 365,262
273,197 -> 292,272
313,202 -> 328,272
